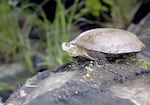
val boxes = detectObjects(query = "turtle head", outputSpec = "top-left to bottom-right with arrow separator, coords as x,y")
62,42 -> 96,60
62,42 -> 81,57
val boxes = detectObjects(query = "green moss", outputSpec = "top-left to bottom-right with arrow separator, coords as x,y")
137,59 -> 149,70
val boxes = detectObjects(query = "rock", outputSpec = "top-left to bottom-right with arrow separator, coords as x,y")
110,75 -> 150,105
6,62 -> 150,105
127,13 -> 150,35
0,63 -> 31,102
0,97 -> 4,105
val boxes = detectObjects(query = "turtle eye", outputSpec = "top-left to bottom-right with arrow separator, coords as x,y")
65,43 -> 70,47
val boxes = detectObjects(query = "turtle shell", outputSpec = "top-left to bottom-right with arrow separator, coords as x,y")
70,28 -> 145,54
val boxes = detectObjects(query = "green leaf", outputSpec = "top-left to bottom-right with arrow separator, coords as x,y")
103,0 -> 114,6
85,0 -> 101,17
101,5 -> 109,12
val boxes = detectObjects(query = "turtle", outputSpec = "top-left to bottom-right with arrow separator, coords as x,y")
62,28 -> 145,62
